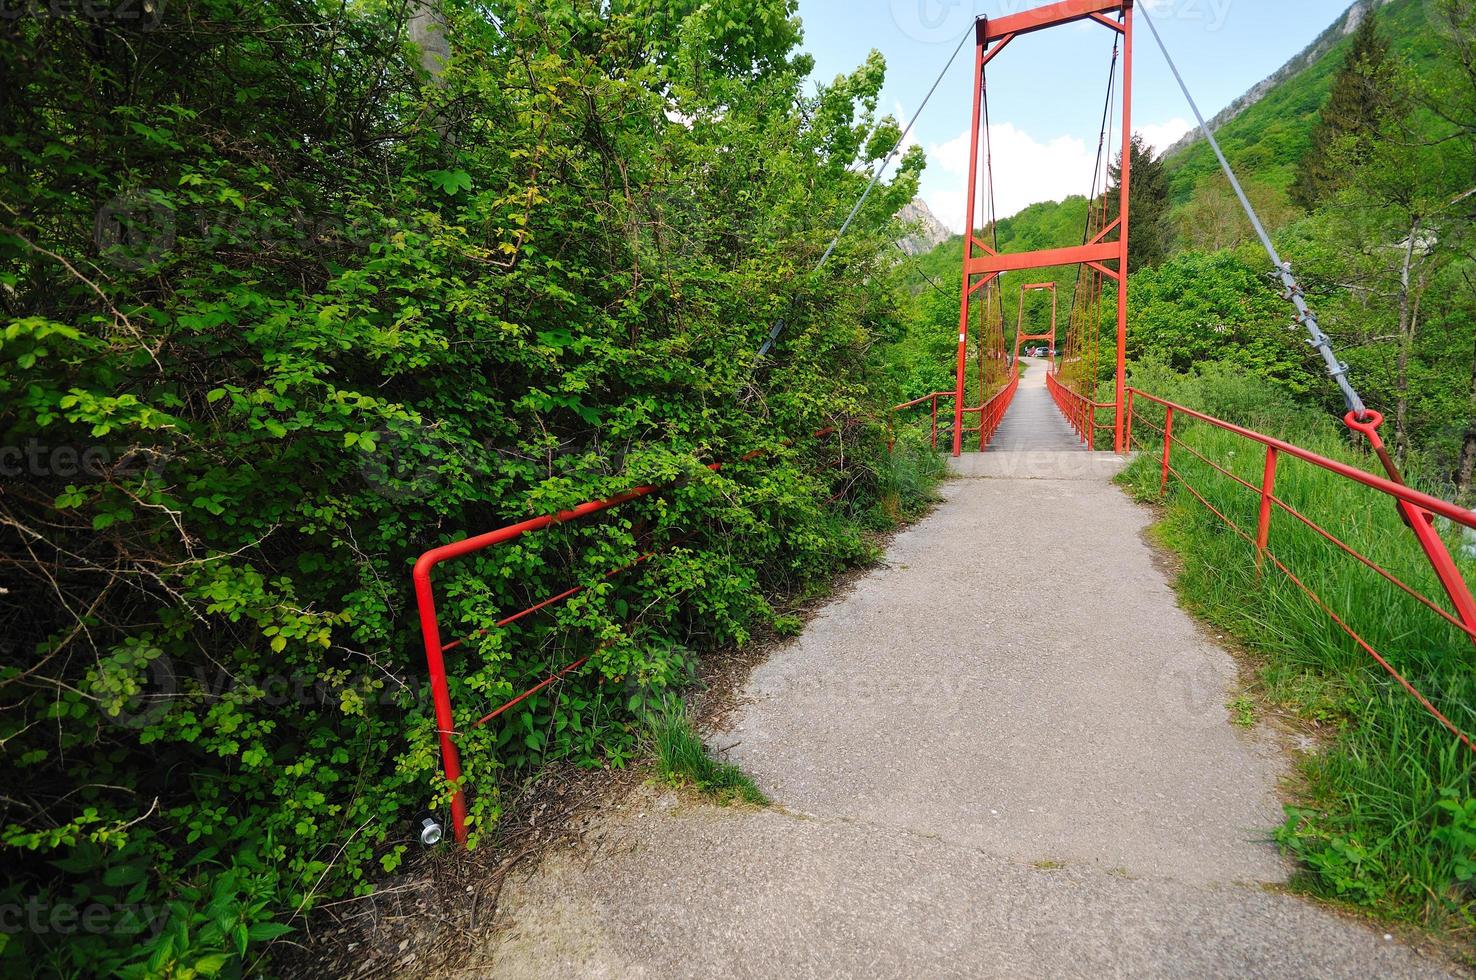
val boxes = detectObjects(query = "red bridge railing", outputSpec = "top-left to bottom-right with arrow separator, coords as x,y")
967,371 -> 1020,450
1125,388 -> 1476,751
888,391 -> 954,452
889,369 -> 1020,453
413,427 -> 849,844
1046,372 -> 1113,450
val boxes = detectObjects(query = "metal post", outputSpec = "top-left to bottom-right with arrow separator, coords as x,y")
1160,405 -> 1173,496
412,560 -> 469,844
1124,389 -> 1134,451
1256,446 -> 1279,570
1396,502 -> 1476,647
953,32 -> 985,458
1113,1 -> 1134,454
931,395 -> 939,450
1050,284 -> 1058,364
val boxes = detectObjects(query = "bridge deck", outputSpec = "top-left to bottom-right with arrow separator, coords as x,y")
474,376 -> 1455,978
986,357 -> 1084,453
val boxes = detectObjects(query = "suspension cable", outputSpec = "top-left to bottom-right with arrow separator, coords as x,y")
1067,27 -> 1121,397
1076,33 -> 1120,274
982,68 -> 999,252
978,62 -> 1012,405
1138,5 -> 1369,422
754,24 -> 974,361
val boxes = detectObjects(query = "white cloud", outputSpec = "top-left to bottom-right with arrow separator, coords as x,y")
922,122 -> 1098,232
1138,117 -> 1193,156
919,116 -> 1198,233
927,188 -> 968,234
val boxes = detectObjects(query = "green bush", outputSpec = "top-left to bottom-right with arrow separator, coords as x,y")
1126,354 -> 1333,439
0,1 -> 938,972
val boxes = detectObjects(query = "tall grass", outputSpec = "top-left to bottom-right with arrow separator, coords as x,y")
646,701 -> 767,806
1119,359 -> 1476,936
876,424 -> 950,524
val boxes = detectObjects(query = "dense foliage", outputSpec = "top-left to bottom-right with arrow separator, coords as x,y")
0,0 -> 935,973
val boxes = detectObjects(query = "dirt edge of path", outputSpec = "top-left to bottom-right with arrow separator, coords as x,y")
278,492 -> 947,979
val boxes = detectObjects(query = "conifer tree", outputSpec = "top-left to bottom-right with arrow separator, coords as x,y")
1291,8 -> 1393,209
1107,133 -> 1170,271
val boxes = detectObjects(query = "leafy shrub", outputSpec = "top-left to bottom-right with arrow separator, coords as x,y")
1127,354 -> 1332,438
0,0 -> 935,972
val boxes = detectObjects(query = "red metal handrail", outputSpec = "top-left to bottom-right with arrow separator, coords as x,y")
890,369 -> 1020,453
1125,387 -> 1476,753
976,370 -> 1020,449
888,391 -> 955,452
413,428 -> 850,844
1046,372 -> 1114,450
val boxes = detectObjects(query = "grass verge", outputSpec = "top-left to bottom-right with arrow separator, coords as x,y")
1115,378 -> 1475,944
648,702 -> 768,807
876,425 -> 951,525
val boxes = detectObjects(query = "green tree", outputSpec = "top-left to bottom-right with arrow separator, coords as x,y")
1290,9 -> 1393,209
1107,133 -> 1170,272
1311,32 -> 1471,465
1123,249 -> 1318,393
0,0 -> 926,973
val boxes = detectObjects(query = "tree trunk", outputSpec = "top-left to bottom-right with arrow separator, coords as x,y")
408,0 -> 450,82
1394,215 -> 1421,466
1459,327 -> 1476,499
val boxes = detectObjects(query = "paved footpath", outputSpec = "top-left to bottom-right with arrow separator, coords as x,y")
468,364 -> 1456,979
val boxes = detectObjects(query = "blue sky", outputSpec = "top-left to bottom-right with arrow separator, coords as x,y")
793,0 -> 1353,231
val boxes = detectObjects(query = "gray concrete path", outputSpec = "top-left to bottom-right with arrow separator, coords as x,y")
470,373 -> 1456,979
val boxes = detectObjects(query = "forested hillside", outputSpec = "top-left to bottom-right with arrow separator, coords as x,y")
1163,0 -> 1443,207
0,1 -> 943,973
